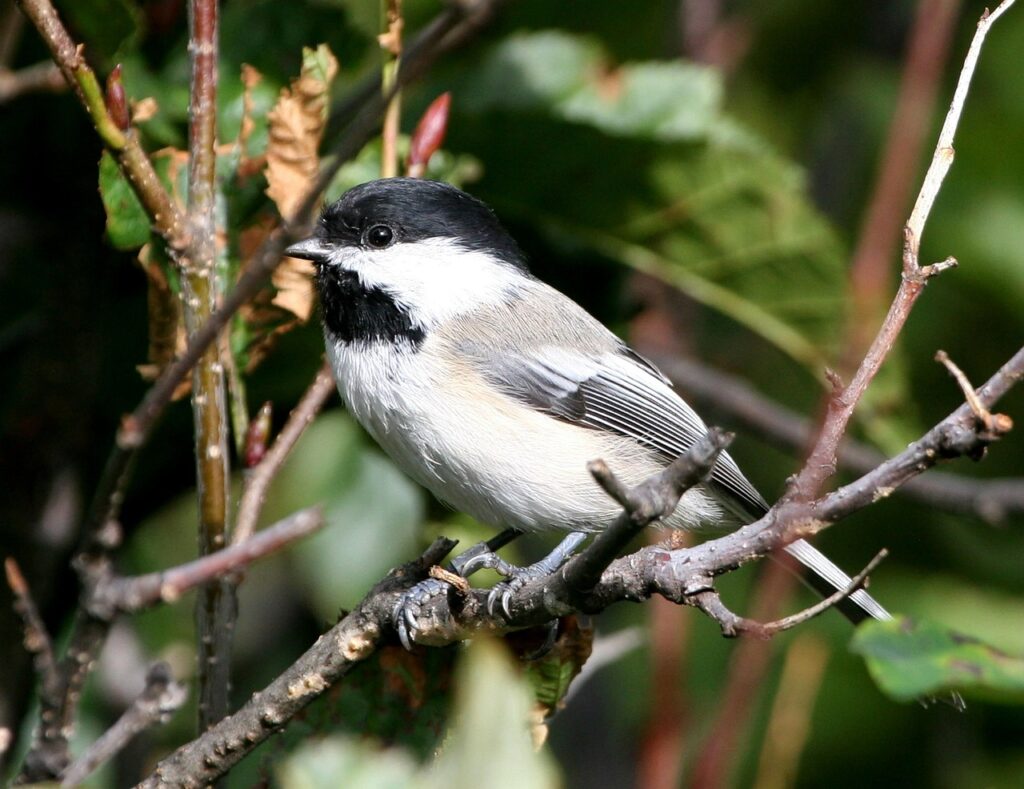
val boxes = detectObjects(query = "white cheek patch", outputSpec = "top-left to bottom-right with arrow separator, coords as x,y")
327,237 -> 524,329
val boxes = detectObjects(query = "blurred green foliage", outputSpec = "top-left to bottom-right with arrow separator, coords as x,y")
852,617 -> 1024,705
3,0 -> 1024,787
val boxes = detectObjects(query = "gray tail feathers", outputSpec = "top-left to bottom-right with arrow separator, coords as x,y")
783,538 -> 892,624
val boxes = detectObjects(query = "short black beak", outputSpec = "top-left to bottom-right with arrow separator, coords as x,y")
284,237 -> 329,261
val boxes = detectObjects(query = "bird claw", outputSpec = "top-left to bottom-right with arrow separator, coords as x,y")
392,577 -> 449,650
485,562 -> 551,619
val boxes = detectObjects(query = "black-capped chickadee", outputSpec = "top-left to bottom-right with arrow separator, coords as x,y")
285,177 -> 891,641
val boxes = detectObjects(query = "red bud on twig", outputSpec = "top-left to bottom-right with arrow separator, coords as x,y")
244,402 -> 273,468
406,92 -> 451,178
105,64 -> 130,131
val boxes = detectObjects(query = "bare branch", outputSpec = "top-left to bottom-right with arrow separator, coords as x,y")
233,363 -> 335,545
0,59 -> 63,102
4,558 -> 60,702
567,429 -> 732,594
183,0 -> 235,733
846,0 -> 962,360
60,663 -> 187,788
790,0 -> 1016,503
690,549 -> 888,638
652,353 -> 1024,523
93,507 -> 325,615
935,350 -> 1013,438
15,0 -> 188,251
137,538 -> 457,787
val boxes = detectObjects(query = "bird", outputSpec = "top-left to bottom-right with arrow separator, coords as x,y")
284,176 -> 892,648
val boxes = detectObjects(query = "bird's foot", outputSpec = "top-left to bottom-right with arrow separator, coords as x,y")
463,532 -> 588,619
392,577 -> 451,651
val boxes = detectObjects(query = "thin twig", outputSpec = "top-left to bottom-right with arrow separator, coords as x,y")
15,0 -> 188,253
232,362 -> 335,545
846,0 -> 962,362
60,663 -> 187,788
0,59 -> 63,101
567,429 -> 732,594
94,507 -> 325,615
4,559 -> 60,701
789,0 -> 1016,503
691,550 -> 888,638
379,0 -> 403,178
935,350 -> 1013,437
652,353 -> 1024,523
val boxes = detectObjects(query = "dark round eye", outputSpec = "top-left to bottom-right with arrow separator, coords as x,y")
365,224 -> 394,249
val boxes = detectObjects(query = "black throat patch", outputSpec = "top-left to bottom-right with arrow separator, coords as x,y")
316,266 -> 424,347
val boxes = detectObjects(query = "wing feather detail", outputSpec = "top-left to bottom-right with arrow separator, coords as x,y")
462,341 -> 769,521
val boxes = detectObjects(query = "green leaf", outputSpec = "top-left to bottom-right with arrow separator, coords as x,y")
422,639 -> 560,789
98,150 -> 150,250
518,616 -> 593,714
325,138 -> 482,203
851,616 -> 1024,705
462,31 -> 722,141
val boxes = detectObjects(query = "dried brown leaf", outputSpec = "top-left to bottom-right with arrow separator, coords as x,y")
264,45 -> 338,223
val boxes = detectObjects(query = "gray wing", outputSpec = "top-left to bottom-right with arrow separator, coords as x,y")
460,341 -> 769,522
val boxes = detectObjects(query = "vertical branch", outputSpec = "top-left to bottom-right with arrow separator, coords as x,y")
184,0 -> 234,733
846,0 -> 961,361
379,0 -> 403,177
788,0 -> 1015,502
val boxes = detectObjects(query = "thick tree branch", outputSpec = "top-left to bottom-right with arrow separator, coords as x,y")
137,538 -> 457,788
183,0 -> 235,734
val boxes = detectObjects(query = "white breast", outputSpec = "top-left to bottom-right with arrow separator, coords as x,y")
326,334 -> 725,533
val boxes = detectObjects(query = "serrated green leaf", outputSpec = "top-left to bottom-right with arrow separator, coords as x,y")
462,31 -> 722,141
851,616 -> 1024,705
98,150 -> 150,250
